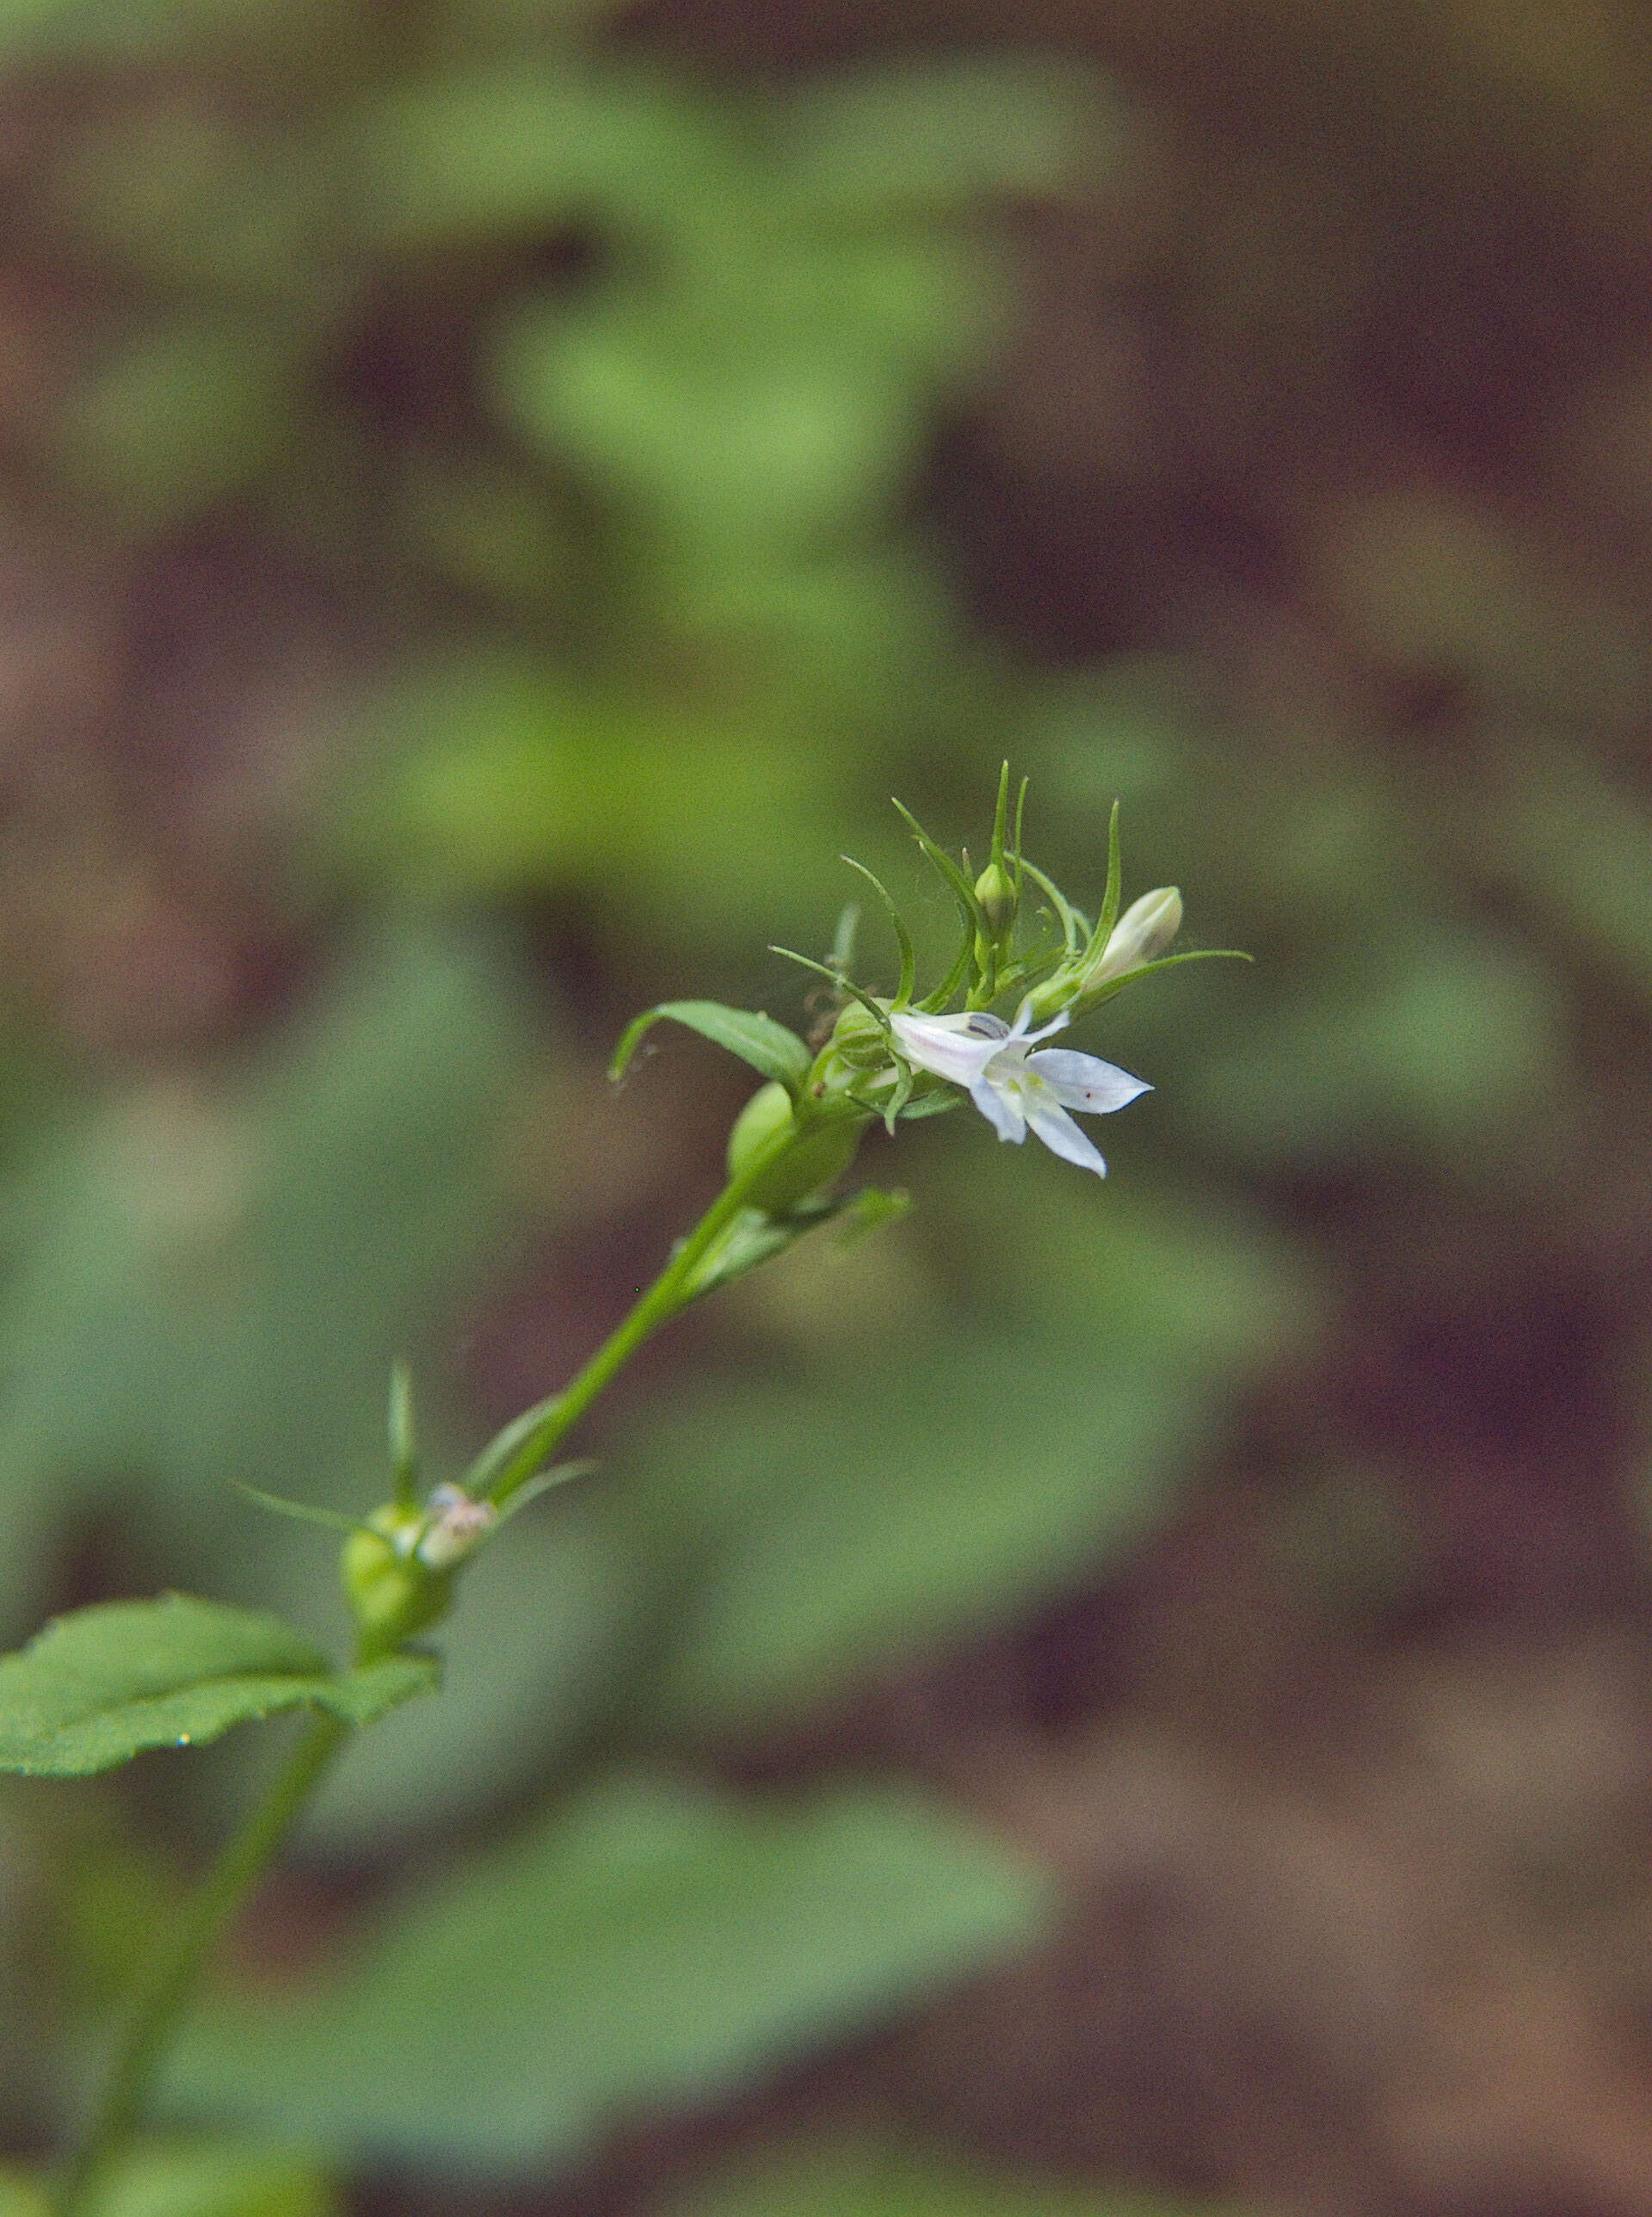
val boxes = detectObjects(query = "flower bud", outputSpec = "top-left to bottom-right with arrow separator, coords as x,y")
972,860 -> 1016,939
342,1505 -> 455,1660
727,1081 -> 866,1213
416,1483 -> 497,1571
1023,886 -> 1184,1025
1089,886 -> 1182,982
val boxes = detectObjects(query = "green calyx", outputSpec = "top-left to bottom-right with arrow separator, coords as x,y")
727,1081 -> 868,1214
824,1000 -> 893,1069
341,1506 -> 455,1663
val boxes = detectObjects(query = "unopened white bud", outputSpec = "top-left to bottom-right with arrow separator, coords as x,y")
1088,887 -> 1182,984
415,1483 -> 497,1571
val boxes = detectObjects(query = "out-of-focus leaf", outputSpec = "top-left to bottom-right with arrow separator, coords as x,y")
1480,744 -> 1652,1004
352,70 -> 730,248
0,1596 -> 435,1776
1185,929 -> 1566,1170
783,56 -> 1119,218
341,658 -> 862,937
54,322 -> 300,530
490,294 -> 918,554
70,2139 -> 334,2217
163,1774 -> 1053,2174
605,1331 -> 1211,1729
46,114 -> 327,298
0,927 -> 541,1641
0,0 -> 317,61
0,2171 -> 41,2217
654,2132 -> 1245,2217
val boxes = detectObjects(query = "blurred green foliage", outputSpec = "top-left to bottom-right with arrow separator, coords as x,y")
1,0 -> 1650,2210
650,2134 -> 1248,2217
164,1775 -> 1052,2172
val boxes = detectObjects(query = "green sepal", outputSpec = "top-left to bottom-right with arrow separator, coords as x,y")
891,798 -> 992,956
893,1087 -> 963,1121
1084,799 -> 1124,963
610,1003 -> 813,1094
1074,944 -> 1253,1013
388,1361 -> 419,1509
838,855 -> 916,1007
1019,860 -> 1086,956
493,1461 -> 595,1525
916,925 -> 975,1014
233,1484 -> 377,1541
461,1392 -> 565,1504
833,1187 -> 912,1245
767,947 -> 891,1034
827,903 -> 860,976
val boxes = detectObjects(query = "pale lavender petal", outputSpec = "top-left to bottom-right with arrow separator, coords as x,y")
1008,1004 -> 1069,1045
1022,1093 -> 1109,1175
1025,1048 -> 1151,1114
889,1010 -> 1000,1085
971,1071 -> 1026,1142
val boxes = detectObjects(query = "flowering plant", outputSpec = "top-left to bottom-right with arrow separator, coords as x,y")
0,769 -> 1240,2217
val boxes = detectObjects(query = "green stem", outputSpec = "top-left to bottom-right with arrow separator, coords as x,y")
53,1710 -> 350,2217
485,1115 -> 816,1510
57,1113 -> 842,2205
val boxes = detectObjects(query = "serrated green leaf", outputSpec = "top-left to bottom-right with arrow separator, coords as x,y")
163,1775 -> 1052,2175
610,1001 -> 812,1090
0,1596 -> 432,1777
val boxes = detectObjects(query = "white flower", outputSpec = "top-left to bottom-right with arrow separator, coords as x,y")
888,1004 -> 1150,1176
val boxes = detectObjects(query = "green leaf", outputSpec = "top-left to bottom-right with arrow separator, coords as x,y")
22,2139 -> 339,2217
658,2132 -> 1244,2217
0,925 -> 539,1649
604,1331 -> 1211,1729
783,56 -> 1117,219
609,1001 -> 812,1090
163,1774 -> 1052,2174
353,70 -> 727,250
679,1199 -> 847,1300
0,1596 -> 434,1776
311,1655 -> 441,1731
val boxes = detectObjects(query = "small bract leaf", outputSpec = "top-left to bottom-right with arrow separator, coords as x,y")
609,1003 -> 812,1091
311,1655 -> 441,1731
0,1596 -> 433,1776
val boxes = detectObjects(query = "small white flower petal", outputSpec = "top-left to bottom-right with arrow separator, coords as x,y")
971,1068 -> 1026,1142
1021,1092 -> 1109,1175
889,1010 -> 1001,1086
1008,1004 -> 1069,1045
1024,1048 -> 1152,1115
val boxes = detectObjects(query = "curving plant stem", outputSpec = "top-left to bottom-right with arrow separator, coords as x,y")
53,1111 -> 830,2212
54,1710 -> 350,2217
